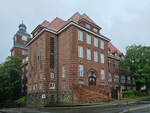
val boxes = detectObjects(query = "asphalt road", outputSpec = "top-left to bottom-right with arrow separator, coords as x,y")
1,99 -> 150,113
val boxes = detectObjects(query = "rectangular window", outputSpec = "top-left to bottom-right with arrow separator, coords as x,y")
93,28 -> 98,33
86,34 -> 91,44
94,51 -> 98,62
78,46 -> 83,58
101,69 -> 105,80
50,72 -> 54,79
62,82 -> 66,89
121,76 -> 126,83
39,83 -> 43,89
49,83 -> 55,89
62,66 -> 66,78
78,30 -> 83,41
86,24 -> 90,29
114,74 -> 119,83
108,72 -> 112,82
87,49 -> 91,60
50,37 -> 54,69
78,64 -> 84,77
100,40 -> 104,49
94,38 -> 98,47
100,53 -> 104,64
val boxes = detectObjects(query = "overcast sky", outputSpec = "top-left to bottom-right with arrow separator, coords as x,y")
0,0 -> 150,63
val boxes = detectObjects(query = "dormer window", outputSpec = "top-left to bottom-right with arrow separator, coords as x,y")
93,28 -> 98,33
22,36 -> 27,41
85,24 -> 90,29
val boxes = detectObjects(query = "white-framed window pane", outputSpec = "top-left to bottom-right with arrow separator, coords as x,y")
94,51 -> 98,62
100,40 -> 104,49
62,66 -> 66,78
50,72 -> 54,78
93,28 -> 98,33
62,82 -> 66,89
108,72 -> 112,82
87,49 -> 91,60
49,83 -> 55,89
114,74 -> 119,83
78,30 -> 83,41
100,53 -> 104,64
94,38 -> 98,47
78,46 -> 83,58
86,24 -> 90,29
78,64 -> 84,77
39,83 -> 43,89
101,69 -> 105,80
86,34 -> 91,44
121,76 -> 126,83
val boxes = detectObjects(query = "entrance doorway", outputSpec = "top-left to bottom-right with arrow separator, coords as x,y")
88,72 -> 96,86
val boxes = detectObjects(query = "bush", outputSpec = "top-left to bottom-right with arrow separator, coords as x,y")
122,90 -> 142,98
15,96 -> 27,107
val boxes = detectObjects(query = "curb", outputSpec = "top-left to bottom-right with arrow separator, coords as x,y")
119,104 -> 150,113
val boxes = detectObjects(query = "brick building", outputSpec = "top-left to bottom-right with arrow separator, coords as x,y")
24,12 -> 133,106
10,23 -> 31,95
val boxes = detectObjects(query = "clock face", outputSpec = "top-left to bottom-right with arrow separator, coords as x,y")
22,36 -> 27,41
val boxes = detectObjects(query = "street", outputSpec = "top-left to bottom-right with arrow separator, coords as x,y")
1,98 -> 150,113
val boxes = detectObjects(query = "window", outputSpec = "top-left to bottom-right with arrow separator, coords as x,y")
22,50 -> 27,55
93,28 -> 98,33
87,49 -> 91,60
50,37 -> 54,69
108,60 -> 112,67
86,34 -> 91,44
12,50 -> 15,56
94,51 -> 98,62
114,74 -> 119,83
100,53 -> 104,64
62,66 -> 66,78
50,72 -> 54,78
114,62 -> 119,68
94,38 -> 98,47
78,46 -> 83,58
78,64 -> 84,77
86,24 -> 90,29
127,76 -> 131,84
78,30 -> 83,41
108,72 -> 112,82
39,83 -> 43,89
62,82 -> 66,89
100,40 -> 104,49
121,86 -> 126,90
33,83 -> 38,90
121,76 -> 126,83
101,69 -> 105,80
49,83 -> 55,89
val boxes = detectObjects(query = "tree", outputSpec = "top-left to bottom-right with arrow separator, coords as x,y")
0,56 -> 22,105
120,45 -> 150,93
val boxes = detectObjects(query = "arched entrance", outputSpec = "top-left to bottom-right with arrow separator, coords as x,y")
88,72 -> 96,86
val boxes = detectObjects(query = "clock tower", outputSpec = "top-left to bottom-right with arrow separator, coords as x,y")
10,22 -> 31,58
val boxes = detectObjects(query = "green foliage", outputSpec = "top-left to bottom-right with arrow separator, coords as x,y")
0,56 -> 22,106
122,90 -> 142,98
120,45 -> 150,92
15,96 -> 27,105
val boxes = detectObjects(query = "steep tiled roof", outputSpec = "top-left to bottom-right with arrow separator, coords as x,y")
40,12 -> 97,31
47,17 -> 66,31
108,42 -> 123,58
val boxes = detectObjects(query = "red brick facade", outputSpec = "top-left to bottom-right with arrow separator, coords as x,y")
26,12 -> 133,106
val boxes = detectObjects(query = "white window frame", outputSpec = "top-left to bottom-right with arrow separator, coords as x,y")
62,66 -> 66,78
39,83 -> 43,89
50,72 -> 55,79
78,46 -> 83,58
49,83 -> 55,89
100,53 -> 104,64
100,40 -> 104,49
94,51 -> 98,62
108,72 -> 112,82
93,28 -> 98,33
86,24 -> 90,29
78,30 -> 83,41
94,38 -> 98,47
62,82 -> 66,89
87,49 -> 91,60
22,36 -> 27,41
101,69 -> 105,80
78,64 -> 84,77
86,34 -> 91,44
